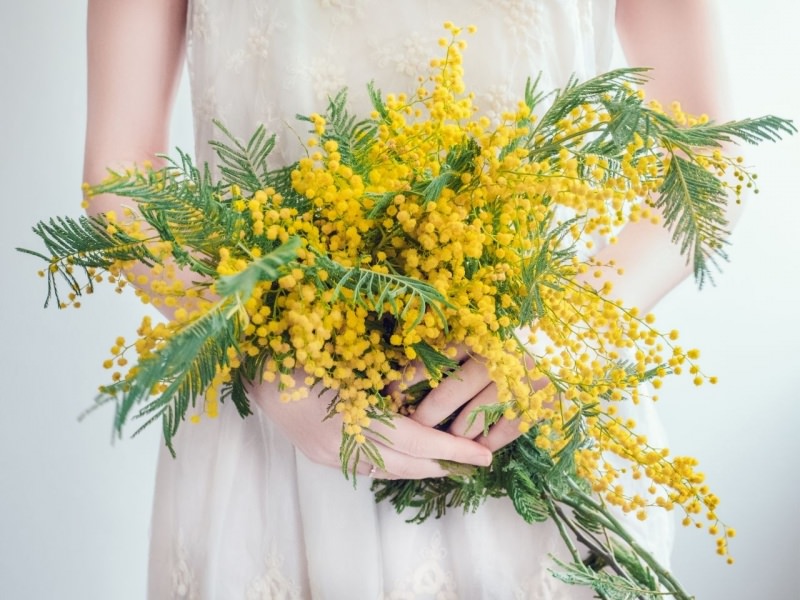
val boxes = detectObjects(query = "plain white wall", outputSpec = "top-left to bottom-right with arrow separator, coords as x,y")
1,2 -> 193,598
1,2 -> 797,599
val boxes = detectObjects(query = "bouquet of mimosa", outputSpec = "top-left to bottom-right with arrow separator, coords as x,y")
19,24 -> 794,598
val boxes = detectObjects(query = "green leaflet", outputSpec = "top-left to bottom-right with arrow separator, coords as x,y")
410,341 -> 459,382
522,67 -> 796,286
99,302 -> 241,454
215,236 -> 301,299
17,214 -> 160,308
315,253 -> 452,330
298,88 -> 379,178
550,560 -> 660,600
209,120 -> 276,193
657,154 -> 731,286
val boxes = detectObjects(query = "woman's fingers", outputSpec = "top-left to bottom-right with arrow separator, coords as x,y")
254,362 -> 498,480
444,382 -> 524,452
475,416 -> 524,452
356,412 -> 494,480
367,414 -> 492,468
356,443 -> 454,480
447,382 -> 499,438
385,344 -> 471,401
411,357 -> 492,428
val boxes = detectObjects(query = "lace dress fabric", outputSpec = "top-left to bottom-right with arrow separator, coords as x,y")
148,1 -> 674,598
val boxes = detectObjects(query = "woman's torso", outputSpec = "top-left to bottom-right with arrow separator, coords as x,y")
187,0 -> 617,167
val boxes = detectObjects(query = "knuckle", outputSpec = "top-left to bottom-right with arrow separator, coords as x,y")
410,404 -> 437,427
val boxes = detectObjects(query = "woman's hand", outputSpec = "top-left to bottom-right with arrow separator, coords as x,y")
249,372 -> 493,480
400,346 -> 548,452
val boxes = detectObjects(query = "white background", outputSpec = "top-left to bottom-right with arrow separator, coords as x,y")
1,2 -> 798,598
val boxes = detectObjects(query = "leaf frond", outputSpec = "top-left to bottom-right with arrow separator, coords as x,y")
314,254 -> 452,330
209,120 -> 277,193
215,236 -> 301,299
100,301 -> 241,453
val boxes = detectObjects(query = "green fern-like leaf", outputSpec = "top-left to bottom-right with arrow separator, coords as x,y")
314,254 -> 452,330
646,111 -> 796,285
611,545 -> 659,593
215,236 -> 301,299
138,159 -> 236,250
421,137 -> 480,201
518,218 -> 579,325
464,401 -> 507,435
208,120 -> 277,193
340,434 -> 386,482
365,191 -> 398,220
298,88 -> 379,178
410,341 -> 459,382
657,155 -> 730,286
650,111 -> 796,149
23,214 -> 158,268
550,560 -> 658,600
527,68 -> 651,160
100,301 -> 241,454
91,152 -> 241,274
223,369 -> 254,420
521,68 -> 796,288
18,214 -> 160,308
539,68 -> 650,128
505,460 -> 550,523
548,401 -> 598,485
367,81 -> 389,122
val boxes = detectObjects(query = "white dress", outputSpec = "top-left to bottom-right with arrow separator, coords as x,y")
148,1 -> 674,598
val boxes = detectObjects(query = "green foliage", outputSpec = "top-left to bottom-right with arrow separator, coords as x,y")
339,408 -> 394,481
215,236 -> 301,299
505,459 -> 551,523
522,67 -> 797,286
224,368 -> 254,420
652,111 -> 797,148
464,401 -> 507,435
517,217 -> 579,325
550,401 -> 598,480
367,81 -> 389,122
299,88 -> 379,178
532,68 -> 651,149
24,214 -> 158,269
551,560 -> 660,600
371,428 -> 554,525
411,137 -> 481,203
365,190 -> 398,220
643,110 -> 795,286
207,121 -> 305,212
90,151 -> 238,276
209,120 -> 276,193
99,303 -> 241,454
657,155 -> 730,284
17,214 -> 159,307
372,422 -> 694,599
315,254 -> 452,330
410,341 -> 459,382
612,545 -> 659,593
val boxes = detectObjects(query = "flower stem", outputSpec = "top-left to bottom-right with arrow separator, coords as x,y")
563,482 -> 695,599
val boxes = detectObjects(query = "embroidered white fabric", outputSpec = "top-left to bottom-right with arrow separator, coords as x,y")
148,1 -> 675,598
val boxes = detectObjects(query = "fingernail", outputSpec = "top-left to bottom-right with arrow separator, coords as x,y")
473,451 -> 492,467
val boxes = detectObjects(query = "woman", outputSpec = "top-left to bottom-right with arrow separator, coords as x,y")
84,1 -> 730,597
